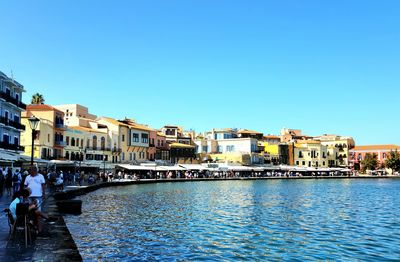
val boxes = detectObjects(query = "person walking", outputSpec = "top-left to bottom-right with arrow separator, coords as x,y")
24,166 -> 46,211
0,168 -> 5,197
5,169 -> 13,196
12,169 -> 22,194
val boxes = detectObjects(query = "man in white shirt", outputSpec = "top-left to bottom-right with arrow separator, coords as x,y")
24,167 -> 46,211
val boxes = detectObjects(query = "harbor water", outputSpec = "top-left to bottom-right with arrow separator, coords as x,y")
64,179 -> 400,261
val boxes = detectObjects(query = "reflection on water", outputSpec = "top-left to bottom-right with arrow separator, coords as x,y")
65,179 -> 400,261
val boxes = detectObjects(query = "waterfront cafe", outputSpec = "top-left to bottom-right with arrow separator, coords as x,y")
45,159 -> 116,174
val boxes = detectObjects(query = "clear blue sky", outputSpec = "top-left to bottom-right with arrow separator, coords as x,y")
1,0 -> 399,145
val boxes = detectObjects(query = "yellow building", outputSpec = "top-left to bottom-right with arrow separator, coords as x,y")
21,104 -> 66,160
294,140 -> 329,168
64,126 -> 112,163
97,117 -> 130,163
315,135 -> 355,167
209,152 -> 252,165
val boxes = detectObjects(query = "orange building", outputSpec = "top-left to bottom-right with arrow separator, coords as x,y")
349,145 -> 400,170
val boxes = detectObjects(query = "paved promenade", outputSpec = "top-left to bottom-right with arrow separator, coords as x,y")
0,188 -> 81,262
0,193 -> 34,261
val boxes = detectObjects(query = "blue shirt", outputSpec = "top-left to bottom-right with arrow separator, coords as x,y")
9,197 -> 21,220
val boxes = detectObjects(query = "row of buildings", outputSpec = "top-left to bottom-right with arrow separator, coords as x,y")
1,70 -> 399,171
20,104 -> 197,168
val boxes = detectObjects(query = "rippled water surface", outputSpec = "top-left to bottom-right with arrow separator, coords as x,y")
65,179 -> 400,261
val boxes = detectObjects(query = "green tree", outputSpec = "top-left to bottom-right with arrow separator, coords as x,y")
385,150 -> 400,174
31,93 -> 45,104
361,153 -> 378,173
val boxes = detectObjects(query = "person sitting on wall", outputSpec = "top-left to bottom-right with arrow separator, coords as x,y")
10,189 -> 54,233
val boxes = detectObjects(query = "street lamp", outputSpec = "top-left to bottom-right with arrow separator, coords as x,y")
79,147 -> 83,171
103,154 -> 106,175
28,116 -> 40,167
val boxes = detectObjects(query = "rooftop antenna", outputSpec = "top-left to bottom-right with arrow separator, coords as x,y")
10,70 -> 14,81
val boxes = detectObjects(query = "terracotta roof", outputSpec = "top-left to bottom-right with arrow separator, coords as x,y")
263,135 -> 280,139
128,123 -> 153,132
27,104 -> 63,114
238,129 -> 263,134
352,145 -> 400,151
157,132 -> 166,137
68,126 -> 107,134
99,117 -> 130,127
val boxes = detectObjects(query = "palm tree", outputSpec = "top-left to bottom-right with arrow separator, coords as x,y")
31,93 -> 45,104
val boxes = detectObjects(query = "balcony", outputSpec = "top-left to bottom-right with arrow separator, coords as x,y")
0,90 -> 26,110
54,140 -> 67,147
55,123 -> 67,130
0,141 -> 24,151
86,146 -> 112,151
0,116 -> 25,130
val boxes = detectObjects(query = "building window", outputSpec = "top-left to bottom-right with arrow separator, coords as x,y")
122,134 -> 125,142
298,151 -> 303,158
48,134 -> 50,143
101,137 -> 105,150
296,161 -> 299,165
122,153 -> 125,161
302,161 -> 305,165
93,136 -> 97,149
323,161 -> 325,166
71,138 -> 75,147
141,133 -> 149,143
66,136 -> 70,146
132,133 -> 139,143
217,146 -> 223,153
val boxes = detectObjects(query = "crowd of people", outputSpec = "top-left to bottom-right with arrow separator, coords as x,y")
6,166 -> 57,237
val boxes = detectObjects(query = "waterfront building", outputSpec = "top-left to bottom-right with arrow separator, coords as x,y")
169,142 -> 196,164
314,134 -> 355,167
349,145 -> 400,170
119,119 -> 151,163
161,125 -> 192,144
155,132 -> 170,161
237,129 -> 263,140
97,117 -> 130,163
259,135 -> 281,164
281,128 -> 313,142
54,104 -> 96,126
0,71 -> 26,161
63,127 -> 85,161
293,140 -> 329,168
148,129 -> 157,161
54,104 -> 118,165
64,126 -> 112,164
280,129 -> 355,168
21,104 -> 66,160
195,128 -> 264,165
